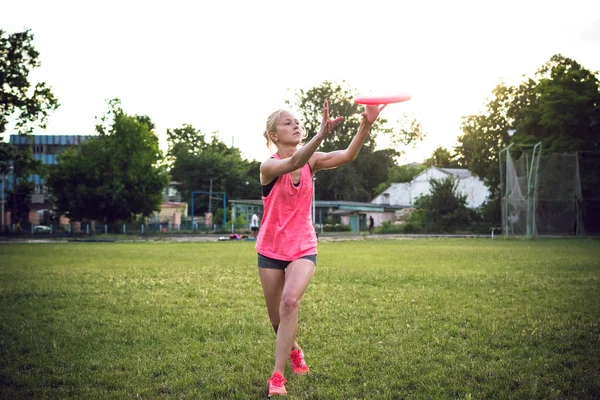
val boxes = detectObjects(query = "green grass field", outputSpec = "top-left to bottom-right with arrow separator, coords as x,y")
1,239 -> 599,399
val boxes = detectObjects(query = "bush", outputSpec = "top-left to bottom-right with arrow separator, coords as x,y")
323,223 -> 352,232
376,221 -> 423,234
377,221 -> 405,234
401,222 -> 422,234
233,213 -> 248,228
408,177 -> 482,233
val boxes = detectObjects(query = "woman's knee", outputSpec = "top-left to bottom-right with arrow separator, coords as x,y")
280,294 -> 301,316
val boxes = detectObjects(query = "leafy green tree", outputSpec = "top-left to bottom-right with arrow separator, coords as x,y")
374,163 -> 425,195
455,54 -> 600,197
424,146 -> 461,168
0,29 -> 59,135
388,163 -> 425,182
453,54 -> 600,232
47,100 -> 169,223
167,125 -> 261,215
166,124 -> 208,160
512,55 -> 600,153
510,55 -> 600,233
0,29 -> 58,224
0,142 -> 15,184
409,177 -> 479,233
454,83 -> 515,195
287,81 -> 423,201
391,112 -> 427,154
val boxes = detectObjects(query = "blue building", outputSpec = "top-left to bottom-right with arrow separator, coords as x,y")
7,134 -> 89,212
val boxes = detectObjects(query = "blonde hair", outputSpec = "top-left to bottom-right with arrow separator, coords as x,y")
263,109 -> 307,150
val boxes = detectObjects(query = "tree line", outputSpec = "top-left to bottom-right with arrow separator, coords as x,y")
1,29 -> 598,233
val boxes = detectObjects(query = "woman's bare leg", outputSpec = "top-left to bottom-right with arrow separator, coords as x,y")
272,259 -> 315,374
258,268 -> 302,351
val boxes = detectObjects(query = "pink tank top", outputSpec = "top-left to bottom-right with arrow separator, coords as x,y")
256,155 -> 317,261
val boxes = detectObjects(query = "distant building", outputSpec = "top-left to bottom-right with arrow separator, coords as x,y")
9,134 -> 90,209
6,134 -> 177,226
372,166 -> 490,209
152,182 -> 187,224
3,134 -> 90,225
163,181 -> 182,203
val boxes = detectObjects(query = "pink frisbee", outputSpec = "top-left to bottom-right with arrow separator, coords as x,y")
354,93 -> 411,105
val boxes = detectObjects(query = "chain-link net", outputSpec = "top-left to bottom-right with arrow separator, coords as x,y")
536,153 -> 583,235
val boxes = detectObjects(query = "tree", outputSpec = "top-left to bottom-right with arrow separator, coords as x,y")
166,124 -> 208,160
455,54 -> 600,197
167,125 -> 261,216
409,177 -> 479,233
454,83 -> 515,195
516,55 -> 600,233
0,29 -> 59,135
424,146 -> 461,168
390,112 -> 427,154
287,81 -> 423,201
374,163 -> 425,195
453,54 -> 600,232
512,55 -> 600,153
47,100 -> 169,224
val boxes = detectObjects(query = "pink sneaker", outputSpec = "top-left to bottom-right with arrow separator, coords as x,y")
290,349 -> 310,375
268,372 -> 287,396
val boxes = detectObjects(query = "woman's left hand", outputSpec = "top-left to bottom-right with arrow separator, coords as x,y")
362,104 -> 387,124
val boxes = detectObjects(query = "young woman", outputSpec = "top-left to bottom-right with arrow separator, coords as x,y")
256,100 -> 386,396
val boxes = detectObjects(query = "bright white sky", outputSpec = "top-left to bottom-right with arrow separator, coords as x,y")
2,0 -> 599,164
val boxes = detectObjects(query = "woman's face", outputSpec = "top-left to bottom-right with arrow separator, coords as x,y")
273,111 -> 302,145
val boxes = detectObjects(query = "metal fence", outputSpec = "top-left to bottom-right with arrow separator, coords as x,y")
0,222 -> 251,237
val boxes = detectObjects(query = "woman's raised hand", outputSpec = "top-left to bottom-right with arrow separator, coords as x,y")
362,104 -> 387,124
319,99 -> 344,136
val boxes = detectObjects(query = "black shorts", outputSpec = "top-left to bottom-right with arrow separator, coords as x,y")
251,227 -> 259,232
257,253 -> 317,270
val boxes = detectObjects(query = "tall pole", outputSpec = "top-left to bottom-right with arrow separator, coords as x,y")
1,173 -> 4,232
312,177 -> 316,224
11,163 -> 16,227
208,178 -> 213,213
191,194 -> 195,224
223,193 -> 227,226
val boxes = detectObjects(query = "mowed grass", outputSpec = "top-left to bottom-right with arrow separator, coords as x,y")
0,239 -> 599,400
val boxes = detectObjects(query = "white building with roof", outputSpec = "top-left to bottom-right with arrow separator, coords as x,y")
371,167 -> 490,209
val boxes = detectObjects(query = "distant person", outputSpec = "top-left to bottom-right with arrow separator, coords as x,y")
250,212 -> 260,238
368,215 -> 374,233
256,99 -> 387,396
